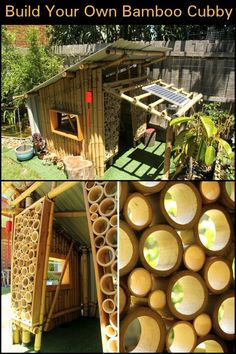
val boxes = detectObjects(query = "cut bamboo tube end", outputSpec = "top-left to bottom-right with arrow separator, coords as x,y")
120,307 -> 166,352
110,215 -> 117,227
166,321 -> 197,353
194,204 -> 232,256
96,245 -> 116,267
131,181 -> 167,194
88,185 -> 104,204
89,202 -> 99,214
128,268 -> 152,297
104,182 -> 117,198
167,271 -> 208,320
220,181 -> 235,210
100,273 -> 116,296
123,192 -> 153,231
148,290 -> 166,311
203,257 -> 232,294
183,245 -> 206,272
193,334 -> 227,352
102,298 -> 116,314
98,197 -> 117,217
193,313 -> 212,337
105,228 -> 117,248
109,311 -> 118,330
119,221 -> 139,277
92,216 -> 110,236
213,290 -> 235,340
105,325 -> 117,338
107,336 -> 118,352
139,225 -> 183,277
160,182 -> 202,229
199,181 -> 221,204
94,235 -> 105,249
119,281 -> 131,319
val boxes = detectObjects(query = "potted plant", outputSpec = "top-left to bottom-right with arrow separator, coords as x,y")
32,133 -> 47,158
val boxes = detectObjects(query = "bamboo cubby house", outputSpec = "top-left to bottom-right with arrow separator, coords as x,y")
83,182 -> 118,353
25,39 -> 202,178
6,181 -> 113,352
119,181 -> 235,353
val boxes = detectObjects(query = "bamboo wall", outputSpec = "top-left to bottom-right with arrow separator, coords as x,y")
119,181 -> 235,353
44,227 -> 81,331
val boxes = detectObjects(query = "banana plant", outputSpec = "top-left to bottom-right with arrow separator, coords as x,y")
170,113 -> 233,168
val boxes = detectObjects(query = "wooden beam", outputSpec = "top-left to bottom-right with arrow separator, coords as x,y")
101,54 -> 128,70
44,241 -> 74,331
9,182 -> 44,206
47,182 -> 80,200
106,48 -> 166,58
143,54 -> 166,67
54,211 -> 87,218
1,208 -> 23,216
2,182 -> 13,193
176,93 -> 203,117
103,75 -> 148,88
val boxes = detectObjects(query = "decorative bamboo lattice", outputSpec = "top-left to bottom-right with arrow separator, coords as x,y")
83,182 -> 118,353
119,181 -> 235,353
11,197 -> 54,338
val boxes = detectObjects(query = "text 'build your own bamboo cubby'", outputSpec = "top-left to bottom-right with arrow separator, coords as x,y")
83,182 -> 118,353
119,181 -> 235,353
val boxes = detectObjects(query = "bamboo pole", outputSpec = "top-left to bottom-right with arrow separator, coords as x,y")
44,241 -> 74,331
47,182 -> 79,200
10,182 -> 44,206
97,68 -> 105,176
81,246 -> 89,317
34,201 -> 54,352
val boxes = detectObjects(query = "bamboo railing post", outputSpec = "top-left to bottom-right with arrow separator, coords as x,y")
34,201 -> 54,352
162,123 -> 173,180
44,241 -> 74,332
81,246 -> 89,317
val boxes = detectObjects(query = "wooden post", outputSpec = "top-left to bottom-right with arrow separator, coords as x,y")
162,123 -> 173,180
34,201 -> 55,352
44,241 -> 74,331
81,246 -> 89,317
47,182 -> 79,200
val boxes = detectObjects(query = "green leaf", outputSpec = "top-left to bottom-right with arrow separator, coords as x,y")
170,116 -> 194,126
216,138 -> 234,159
200,116 -> 218,138
173,151 -> 183,164
174,129 -> 194,148
196,140 -> 207,162
187,136 -> 198,158
205,145 -> 216,166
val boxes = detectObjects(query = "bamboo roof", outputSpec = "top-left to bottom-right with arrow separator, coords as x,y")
27,39 -> 171,94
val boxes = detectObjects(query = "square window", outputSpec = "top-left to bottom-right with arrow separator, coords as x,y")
49,110 -> 83,141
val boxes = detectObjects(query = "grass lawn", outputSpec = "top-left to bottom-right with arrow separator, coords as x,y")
1,146 -> 67,180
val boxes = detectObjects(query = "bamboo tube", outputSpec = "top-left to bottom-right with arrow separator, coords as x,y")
193,313 -> 212,337
109,310 -> 117,330
120,307 -> 166,352
110,215 -> 117,227
123,192 -> 153,231
10,182 -> 44,206
85,181 -> 96,191
148,290 -> 166,311
128,268 -> 152,297
203,257 -> 232,294
213,290 -> 234,340
199,182 -> 221,204
120,281 -> 131,319
32,231 -> 39,242
220,181 -> 235,210
94,235 -> 106,249
105,228 -> 117,248
102,298 -> 116,314
107,337 -> 118,352
89,203 -> 99,214
98,197 -> 117,217
167,271 -> 208,320
194,204 -> 233,256
81,246 -> 89,317
131,181 -> 167,194
12,324 -> 20,344
119,221 -> 139,276
183,245 -> 206,272
91,212 -> 98,222
119,182 -> 129,212
111,260 -> 117,276
100,273 -> 116,296
139,225 -> 183,276
104,182 -> 117,198
88,185 -> 104,204
34,201 -> 54,352
193,334 -> 227,352
105,325 -> 117,338
22,329 -> 31,345
25,196 -> 34,208
92,216 -> 110,236
160,182 -> 202,229
166,321 -> 197,352
47,182 -> 79,200
96,245 -> 116,267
